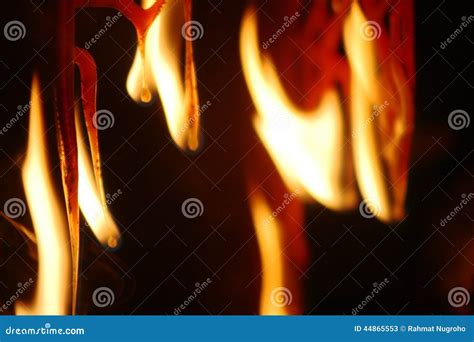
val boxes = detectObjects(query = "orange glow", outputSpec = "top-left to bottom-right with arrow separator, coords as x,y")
343,2 -> 404,221
17,74 -> 71,315
76,112 -> 120,248
240,9 -> 357,211
249,191 -> 289,315
127,0 -> 199,150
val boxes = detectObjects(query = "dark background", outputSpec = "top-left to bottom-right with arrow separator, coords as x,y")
0,0 -> 472,315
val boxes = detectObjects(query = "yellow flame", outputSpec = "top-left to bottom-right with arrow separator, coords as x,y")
249,191 -> 289,315
343,2 -> 395,221
240,9 -> 356,210
76,112 -> 120,249
17,74 -> 71,314
127,0 -> 196,149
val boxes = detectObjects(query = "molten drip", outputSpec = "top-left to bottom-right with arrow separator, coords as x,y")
127,0 -> 200,150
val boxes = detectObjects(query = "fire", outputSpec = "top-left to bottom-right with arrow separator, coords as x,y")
76,112 -> 120,248
239,9 -> 357,211
343,1 -> 409,221
127,0 -> 199,150
249,191 -> 290,315
17,74 -> 71,314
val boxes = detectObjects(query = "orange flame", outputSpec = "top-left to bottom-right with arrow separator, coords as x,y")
240,9 -> 357,211
249,191 -> 291,315
17,74 -> 71,314
343,2 -> 410,221
127,0 -> 199,150
76,111 -> 120,248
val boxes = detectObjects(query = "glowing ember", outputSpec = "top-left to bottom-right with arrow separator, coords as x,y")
17,74 -> 71,315
127,0 -> 200,150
